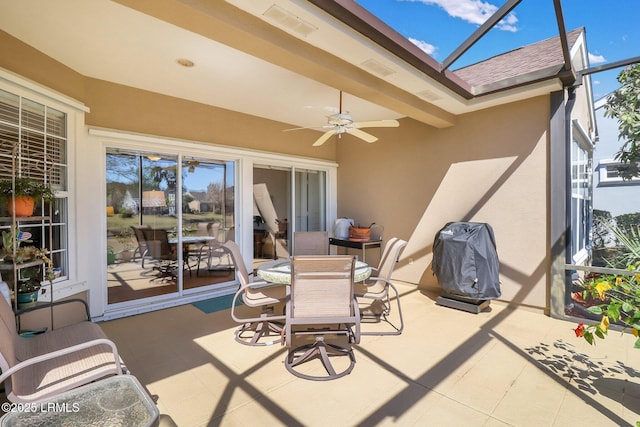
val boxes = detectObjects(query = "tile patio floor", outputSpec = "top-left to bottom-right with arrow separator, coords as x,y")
98,282 -> 640,426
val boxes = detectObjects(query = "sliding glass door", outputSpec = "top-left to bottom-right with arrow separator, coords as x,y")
253,165 -> 291,259
252,165 -> 327,260
295,168 -> 326,232
105,149 -> 235,305
181,156 -> 235,284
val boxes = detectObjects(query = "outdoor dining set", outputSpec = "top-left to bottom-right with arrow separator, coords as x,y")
227,233 -> 407,381
131,223 -> 230,280
0,231 -> 406,425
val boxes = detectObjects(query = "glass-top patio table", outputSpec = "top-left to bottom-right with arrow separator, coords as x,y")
0,375 -> 159,427
168,235 -> 216,245
256,258 -> 372,284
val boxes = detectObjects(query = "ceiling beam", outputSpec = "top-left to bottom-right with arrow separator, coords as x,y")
114,0 -> 456,128
307,0 -> 472,99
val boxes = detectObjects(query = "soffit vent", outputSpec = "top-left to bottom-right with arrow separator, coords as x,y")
263,4 -> 318,37
415,89 -> 442,102
360,58 -> 395,77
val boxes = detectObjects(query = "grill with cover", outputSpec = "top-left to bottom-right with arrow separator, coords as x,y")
432,222 -> 500,312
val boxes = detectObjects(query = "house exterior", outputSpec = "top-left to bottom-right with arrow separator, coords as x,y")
593,96 -> 640,218
0,1 -> 595,321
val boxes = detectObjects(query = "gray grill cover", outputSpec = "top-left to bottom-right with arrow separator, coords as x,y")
432,222 -> 501,300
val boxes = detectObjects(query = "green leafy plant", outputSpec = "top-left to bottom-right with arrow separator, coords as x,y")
17,277 -> 41,294
1,225 -> 32,254
574,216 -> 640,348
605,222 -> 640,268
574,268 -> 640,348
0,177 -> 55,202
604,64 -> 640,180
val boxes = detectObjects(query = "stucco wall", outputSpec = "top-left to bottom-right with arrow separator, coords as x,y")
336,96 -> 551,309
83,78 -> 337,161
0,30 -> 336,162
0,28 -> 554,310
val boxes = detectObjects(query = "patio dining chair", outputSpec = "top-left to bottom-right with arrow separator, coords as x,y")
285,255 -> 360,381
354,237 -> 407,335
194,222 -> 232,276
293,231 -> 329,255
141,228 -> 180,280
226,240 -> 286,346
131,225 -> 151,267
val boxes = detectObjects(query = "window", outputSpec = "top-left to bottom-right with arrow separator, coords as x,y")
571,121 -> 594,264
597,159 -> 640,186
0,88 -> 68,283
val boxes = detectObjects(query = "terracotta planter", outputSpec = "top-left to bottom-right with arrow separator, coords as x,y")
8,196 -> 35,217
349,226 -> 371,242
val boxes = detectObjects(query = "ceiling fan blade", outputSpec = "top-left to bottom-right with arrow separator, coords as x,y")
312,130 -> 336,147
346,128 -> 378,143
353,119 -> 399,129
283,125 -> 326,132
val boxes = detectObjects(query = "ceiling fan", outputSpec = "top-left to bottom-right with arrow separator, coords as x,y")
291,91 -> 399,147
185,159 -> 199,173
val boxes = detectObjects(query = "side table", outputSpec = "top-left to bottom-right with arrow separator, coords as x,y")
328,238 -> 382,263
0,375 -> 159,427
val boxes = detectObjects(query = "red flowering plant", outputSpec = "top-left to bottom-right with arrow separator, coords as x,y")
573,266 -> 640,348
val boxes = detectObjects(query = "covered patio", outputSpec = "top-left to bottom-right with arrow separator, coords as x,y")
99,282 -> 640,426
0,1 -> 639,424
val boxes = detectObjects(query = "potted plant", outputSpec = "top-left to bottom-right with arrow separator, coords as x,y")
0,177 -> 55,217
16,277 -> 41,309
107,246 -> 117,265
349,222 -> 376,242
1,226 -> 33,262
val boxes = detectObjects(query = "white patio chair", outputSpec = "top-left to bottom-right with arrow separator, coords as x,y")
354,237 -> 407,335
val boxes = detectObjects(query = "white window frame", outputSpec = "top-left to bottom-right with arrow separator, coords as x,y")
571,120 -> 594,265
0,68 -> 87,301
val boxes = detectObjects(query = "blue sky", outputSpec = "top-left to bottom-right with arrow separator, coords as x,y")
355,0 -> 640,100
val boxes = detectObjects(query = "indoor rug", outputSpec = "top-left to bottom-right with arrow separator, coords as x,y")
192,294 -> 240,314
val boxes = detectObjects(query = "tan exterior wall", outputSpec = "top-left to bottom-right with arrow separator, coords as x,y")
336,96 -> 551,309
0,30 -> 336,161
0,31 -> 86,102
0,28 -> 555,310
83,78 -> 337,161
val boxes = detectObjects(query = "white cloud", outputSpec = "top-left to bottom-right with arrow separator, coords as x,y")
409,38 -> 437,56
401,0 -> 518,32
593,80 -> 600,85
589,52 -> 606,64
497,13 -> 518,32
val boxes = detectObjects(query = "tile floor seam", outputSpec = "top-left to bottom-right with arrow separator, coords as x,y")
485,352 -> 531,418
